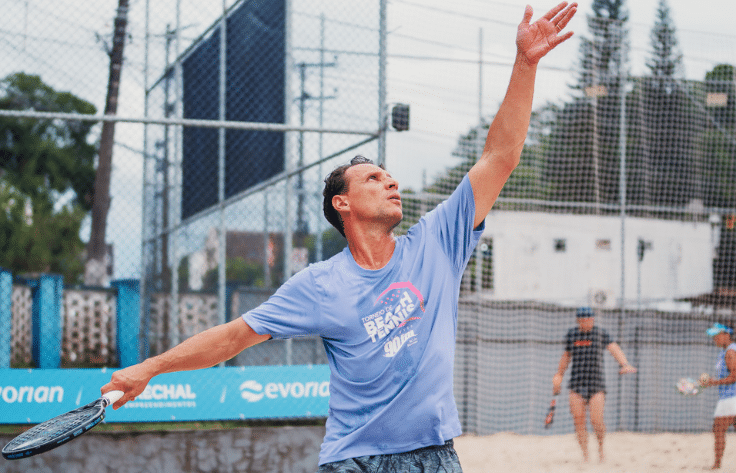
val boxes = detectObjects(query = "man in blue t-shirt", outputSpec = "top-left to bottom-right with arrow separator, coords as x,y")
102,2 -> 578,471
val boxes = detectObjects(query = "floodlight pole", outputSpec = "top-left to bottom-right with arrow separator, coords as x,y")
616,19 -> 629,433
377,0 -> 387,167
295,58 -> 336,242
618,22 -> 628,317
217,0 -> 227,366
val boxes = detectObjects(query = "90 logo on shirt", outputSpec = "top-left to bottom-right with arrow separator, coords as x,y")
383,330 -> 416,358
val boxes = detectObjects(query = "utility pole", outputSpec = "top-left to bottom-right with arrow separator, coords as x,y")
85,0 -> 129,286
158,24 -> 176,293
294,58 -> 336,246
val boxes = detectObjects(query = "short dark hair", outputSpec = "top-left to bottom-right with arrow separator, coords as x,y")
323,155 -> 383,238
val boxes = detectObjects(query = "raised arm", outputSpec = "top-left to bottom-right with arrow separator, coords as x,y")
101,318 -> 271,409
468,2 -> 576,228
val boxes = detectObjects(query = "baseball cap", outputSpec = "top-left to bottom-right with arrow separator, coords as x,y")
706,323 -> 733,337
576,307 -> 595,318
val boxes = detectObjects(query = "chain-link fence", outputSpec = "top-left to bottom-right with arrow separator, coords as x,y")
2,0 -> 736,437
139,0 -> 383,360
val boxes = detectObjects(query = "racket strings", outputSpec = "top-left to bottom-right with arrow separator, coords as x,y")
5,405 -> 101,451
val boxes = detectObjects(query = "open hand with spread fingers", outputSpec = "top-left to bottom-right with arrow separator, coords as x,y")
517,2 -> 577,66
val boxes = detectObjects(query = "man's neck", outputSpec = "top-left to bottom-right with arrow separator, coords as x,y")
345,229 -> 396,270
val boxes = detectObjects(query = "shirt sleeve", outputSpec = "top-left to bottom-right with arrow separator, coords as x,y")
601,328 -> 613,347
242,267 -> 321,339
421,174 -> 485,270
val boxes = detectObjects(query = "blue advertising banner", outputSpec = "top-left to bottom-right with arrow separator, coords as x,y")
0,365 -> 330,424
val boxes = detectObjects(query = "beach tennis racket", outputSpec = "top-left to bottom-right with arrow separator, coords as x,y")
544,395 -> 557,428
676,377 -> 702,396
2,390 -> 123,460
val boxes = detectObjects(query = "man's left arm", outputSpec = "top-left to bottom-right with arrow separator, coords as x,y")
468,2 -> 576,228
607,342 -> 637,375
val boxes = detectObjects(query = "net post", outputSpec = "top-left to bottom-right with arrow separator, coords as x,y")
112,279 -> 141,368
31,274 -> 64,369
0,268 -> 11,368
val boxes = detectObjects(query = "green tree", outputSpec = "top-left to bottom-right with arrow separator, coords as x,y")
396,102 -> 561,234
703,64 -> 736,289
705,64 -> 736,130
307,227 -> 347,263
545,0 -> 630,206
0,73 -> 97,283
202,257 -> 266,291
576,0 -> 629,95
635,2 -> 699,207
646,0 -> 682,81
701,64 -> 736,210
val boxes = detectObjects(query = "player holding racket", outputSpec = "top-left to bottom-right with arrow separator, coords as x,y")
102,3 -> 577,471
551,307 -> 636,464
701,323 -> 736,470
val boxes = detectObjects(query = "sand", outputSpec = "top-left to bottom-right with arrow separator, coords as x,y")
453,432 -> 734,473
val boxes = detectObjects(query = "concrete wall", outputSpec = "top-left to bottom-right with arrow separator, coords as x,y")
0,425 -> 325,473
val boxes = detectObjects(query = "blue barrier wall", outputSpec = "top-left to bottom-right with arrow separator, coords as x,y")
111,279 -> 141,367
0,365 -> 330,423
0,268 -> 11,368
1,271 -> 143,369
31,274 -> 64,369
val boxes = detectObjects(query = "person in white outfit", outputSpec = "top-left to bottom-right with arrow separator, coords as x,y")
702,323 -> 736,470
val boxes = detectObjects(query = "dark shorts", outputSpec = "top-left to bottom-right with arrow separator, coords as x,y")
571,384 -> 605,402
317,440 -> 463,473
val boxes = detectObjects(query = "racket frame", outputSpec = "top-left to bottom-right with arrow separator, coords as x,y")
544,394 -> 558,428
2,390 -> 123,460
676,377 -> 701,396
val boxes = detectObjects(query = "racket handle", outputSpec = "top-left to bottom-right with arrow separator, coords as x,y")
102,390 -> 125,406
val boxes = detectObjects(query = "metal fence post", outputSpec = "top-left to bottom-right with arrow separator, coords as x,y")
112,279 -> 141,367
0,268 -> 12,368
31,273 -> 64,369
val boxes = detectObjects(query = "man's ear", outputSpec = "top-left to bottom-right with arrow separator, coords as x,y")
332,194 -> 349,213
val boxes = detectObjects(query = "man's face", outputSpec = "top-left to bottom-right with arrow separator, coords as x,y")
337,163 -> 402,231
577,317 -> 595,332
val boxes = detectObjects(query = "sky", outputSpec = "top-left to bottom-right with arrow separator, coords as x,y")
385,0 -> 735,192
1,0 -> 734,279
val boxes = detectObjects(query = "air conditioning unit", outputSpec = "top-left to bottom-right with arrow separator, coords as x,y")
588,289 -> 615,308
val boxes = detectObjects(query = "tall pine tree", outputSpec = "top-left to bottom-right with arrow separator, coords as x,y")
638,0 -> 696,207
645,0 -> 683,81
545,0 -> 630,207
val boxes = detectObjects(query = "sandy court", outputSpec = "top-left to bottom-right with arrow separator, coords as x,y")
453,432 -> 736,473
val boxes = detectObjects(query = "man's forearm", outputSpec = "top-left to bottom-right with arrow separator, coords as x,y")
556,352 -> 570,376
608,343 -> 628,365
140,319 -> 266,377
483,53 -> 538,167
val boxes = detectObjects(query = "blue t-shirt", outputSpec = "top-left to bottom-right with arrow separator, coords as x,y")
716,342 -> 736,400
243,175 -> 484,465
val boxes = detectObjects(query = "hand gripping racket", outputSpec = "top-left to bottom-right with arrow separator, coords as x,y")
2,390 -> 124,460
544,395 -> 557,428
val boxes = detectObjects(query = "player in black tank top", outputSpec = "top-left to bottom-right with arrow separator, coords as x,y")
551,307 -> 637,463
